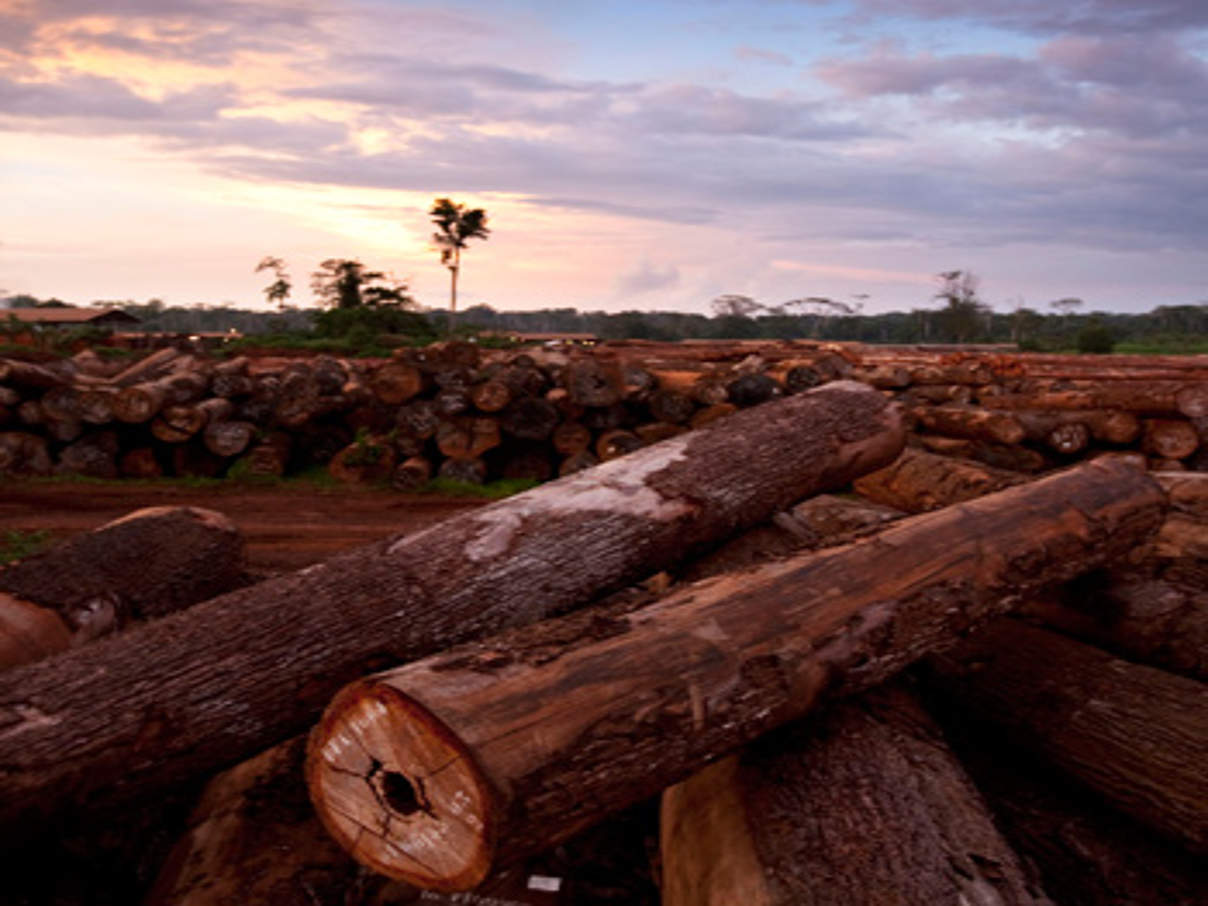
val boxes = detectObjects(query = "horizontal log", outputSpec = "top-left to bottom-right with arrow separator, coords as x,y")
926,619 -> 1208,854
853,447 -> 1027,513
305,457 -> 1164,890
912,406 -> 1025,445
0,382 -> 907,833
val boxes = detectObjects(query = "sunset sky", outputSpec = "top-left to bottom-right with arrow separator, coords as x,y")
2,0 -> 1205,315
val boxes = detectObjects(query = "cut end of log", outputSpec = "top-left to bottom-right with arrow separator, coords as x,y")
307,682 -> 496,892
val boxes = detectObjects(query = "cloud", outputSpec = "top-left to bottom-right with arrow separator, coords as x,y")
842,0 -> 1208,35
735,45 -> 793,66
616,260 -> 680,295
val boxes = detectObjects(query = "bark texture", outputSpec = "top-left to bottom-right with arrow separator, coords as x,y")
305,458 -> 1164,891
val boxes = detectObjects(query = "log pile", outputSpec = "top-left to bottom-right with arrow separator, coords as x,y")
4,343 -> 1208,905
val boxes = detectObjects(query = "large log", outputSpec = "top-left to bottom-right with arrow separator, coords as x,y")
660,683 -> 1046,906
305,458 -> 1164,891
925,619 -> 1208,854
0,381 -> 905,831
980,382 -> 1208,418
912,405 -> 1026,445
853,447 -> 1026,512
1012,408 -> 1141,445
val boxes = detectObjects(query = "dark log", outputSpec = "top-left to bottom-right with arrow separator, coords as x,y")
500,446 -> 553,483
565,358 -> 622,407
933,713 -> 1208,906
1143,419 -> 1200,460
851,364 -> 911,389
438,455 -> 487,485
581,402 -> 629,432
392,455 -> 433,491
45,414 -> 84,443
1013,408 -> 1141,445
648,389 -> 696,425
689,402 -> 736,429
0,431 -> 52,476
433,387 -> 472,418
242,431 -> 292,477
112,381 -> 168,423
595,428 -> 642,461
0,358 -> 67,390
0,506 -> 243,640
926,619 -> 1208,854
1046,420 -> 1090,455
305,458 -> 1164,890
295,423 -> 353,466
661,683 -> 1046,906
77,387 -> 117,425
853,447 -> 1027,513
396,398 -> 440,440
310,356 -> 349,396
41,384 -> 82,422
172,444 -> 226,479
0,381 -> 903,833
727,373 -> 779,407
109,347 -> 186,386
119,446 -> 163,479
152,405 -> 206,443
900,383 -> 973,404
620,363 -> 658,403
551,421 -> 591,456
329,436 -> 396,484
558,449 -> 598,476
634,421 -> 686,445
500,396 -> 560,441
499,364 -> 550,399
916,434 -> 1050,473
57,431 -> 119,479
16,398 -> 44,426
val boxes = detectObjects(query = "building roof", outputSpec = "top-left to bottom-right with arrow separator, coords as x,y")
2,307 -> 141,325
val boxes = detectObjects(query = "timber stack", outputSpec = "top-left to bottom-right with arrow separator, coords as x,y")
2,349 -> 1208,903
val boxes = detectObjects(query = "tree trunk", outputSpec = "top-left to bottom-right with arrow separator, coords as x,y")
925,619 -> 1208,854
853,447 -> 1027,513
1046,420 -> 1090,455
328,437 -> 396,484
242,431 -> 292,477
500,396 -> 560,441
0,431 -> 52,476
727,373 -> 779,407
551,421 -> 591,456
558,449 -> 598,476
437,455 -> 487,484
305,458 -> 1164,891
57,430 -> 119,478
660,683 -> 1048,906
981,382 -> 1208,418
565,358 -> 622,407
648,389 -> 696,425
0,358 -> 67,389
912,405 -> 1026,444
470,379 -> 511,413
0,381 -> 903,833
916,434 -> 1050,472
1012,408 -> 1141,445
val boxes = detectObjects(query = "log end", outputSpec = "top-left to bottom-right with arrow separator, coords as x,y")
307,681 -> 496,892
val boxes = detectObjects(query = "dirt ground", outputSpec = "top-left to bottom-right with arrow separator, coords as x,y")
0,481 -> 487,573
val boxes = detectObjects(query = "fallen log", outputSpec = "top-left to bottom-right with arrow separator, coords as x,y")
981,382 -> 1208,418
0,381 -> 903,832
391,455 -> 433,491
305,457 -> 1164,890
912,406 -> 1026,445
925,619 -> 1208,854
1012,408 -> 1140,445
0,593 -> 73,673
660,683 -> 1046,906
916,434 -> 1049,473
853,447 -> 1027,512
0,358 -> 67,390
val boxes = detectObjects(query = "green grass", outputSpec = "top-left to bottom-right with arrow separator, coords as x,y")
1114,339 -> 1208,355
419,477 -> 540,499
0,529 -> 51,564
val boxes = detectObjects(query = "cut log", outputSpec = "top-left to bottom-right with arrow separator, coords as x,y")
57,431 -> 119,479
595,428 -> 642,461
912,406 -> 1026,445
934,716 -> 1208,906
689,402 -> 736,429
396,398 -> 440,440
0,381 -> 904,832
242,431 -> 292,477
916,434 -> 1049,473
328,436 -> 396,484
470,378 -> 511,413
41,384 -> 82,422
0,358 -> 67,390
436,417 -> 501,460
77,387 -> 117,425
648,389 -> 696,425
1046,420 -> 1090,455
109,347 -> 186,386
634,421 -> 686,445
203,419 -> 255,458
558,449 -> 598,476
853,447 -> 1027,513
369,361 -> 424,405
726,373 -> 779,407
438,455 -> 487,485
0,506 -> 243,646
500,396 -> 560,441
305,457 -> 1164,890
392,455 -> 433,491
660,683 -> 1047,906
1012,408 -> 1141,445
564,358 -> 621,407
551,421 -> 591,456
1143,419 -> 1200,460
0,593 -> 73,672
433,387 -> 472,418
1022,573 -> 1208,682
981,382 -> 1208,418
925,619 -> 1208,854
0,431 -> 52,476
119,446 -> 163,479
500,446 -> 553,483
112,381 -> 169,423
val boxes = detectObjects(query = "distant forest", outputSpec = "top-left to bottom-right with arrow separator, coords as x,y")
5,292 -> 1208,351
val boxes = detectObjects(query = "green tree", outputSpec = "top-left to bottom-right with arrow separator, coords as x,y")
255,256 -> 291,309
311,259 -> 411,310
933,270 -> 990,343
430,198 -> 490,335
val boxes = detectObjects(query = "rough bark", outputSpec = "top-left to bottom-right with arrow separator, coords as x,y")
305,457 -> 1164,891
0,381 -> 903,834
925,619 -> 1208,854
499,397 -> 559,441
981,382 -> 1208,418
391,456 -> 433,491
660,683 -> 1049,906
853,447 -> 1027,513
915,434 -> 1050,473
912,406 -> 1026,445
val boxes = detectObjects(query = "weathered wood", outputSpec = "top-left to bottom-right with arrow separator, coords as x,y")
203,418 -> 255,458
438,455 -> 487,485
1012,408 -> 1141,445
396,398 -> 440,440
57,431 -> 119,478
595,428 -> 642,461
0,381 -> 903,832
551,421 -> 591,456
689,402 -> 736,429
564,358 -> 621,407
981,382 -> 1208,418
853,447 -> 1027,513
912,405 -> 1026,445
936,718 -> 1208,906
648,389 -> 696,425
916,434 -> 1049,473
660,683 -> 1047,906
328,436 -> 396,484
926,619 -> 1208,854
470,378 -> 511,413
1046,420 -> 1090,455
305,457 -> 1164,890
1143,418 -> 1200,460
0,593 -> 73,672
727,373 -> 779,407
391,455 -> 433,491
369,361 -> 424,405
0,431 -> 52,476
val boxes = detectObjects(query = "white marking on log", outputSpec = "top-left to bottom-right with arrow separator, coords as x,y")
448,437 -> 694,563
0,703 -> 61,736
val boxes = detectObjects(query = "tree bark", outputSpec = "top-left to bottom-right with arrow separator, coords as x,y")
925,619 -> 1208,854
0,381 -> 903,833
912,405 -> 1026,444
1012,408 -> 1141,445
916,434 -> 1050,472
853,447 -> 1027,513
305,457 -> 1164,891
391,455 -> 432,491
660,683 -> 1048,906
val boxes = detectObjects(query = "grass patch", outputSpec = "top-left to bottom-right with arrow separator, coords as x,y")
0,529 -> 51,564
1114,339 -> 1208,355
419,477 -> 539,499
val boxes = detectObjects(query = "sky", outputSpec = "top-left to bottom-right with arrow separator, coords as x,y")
1,0 -> 1205,316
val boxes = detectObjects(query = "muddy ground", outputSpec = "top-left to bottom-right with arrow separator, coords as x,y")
0,481 -> 487,573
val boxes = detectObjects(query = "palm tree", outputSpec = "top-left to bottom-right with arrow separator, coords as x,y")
429,198 -> 489,335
